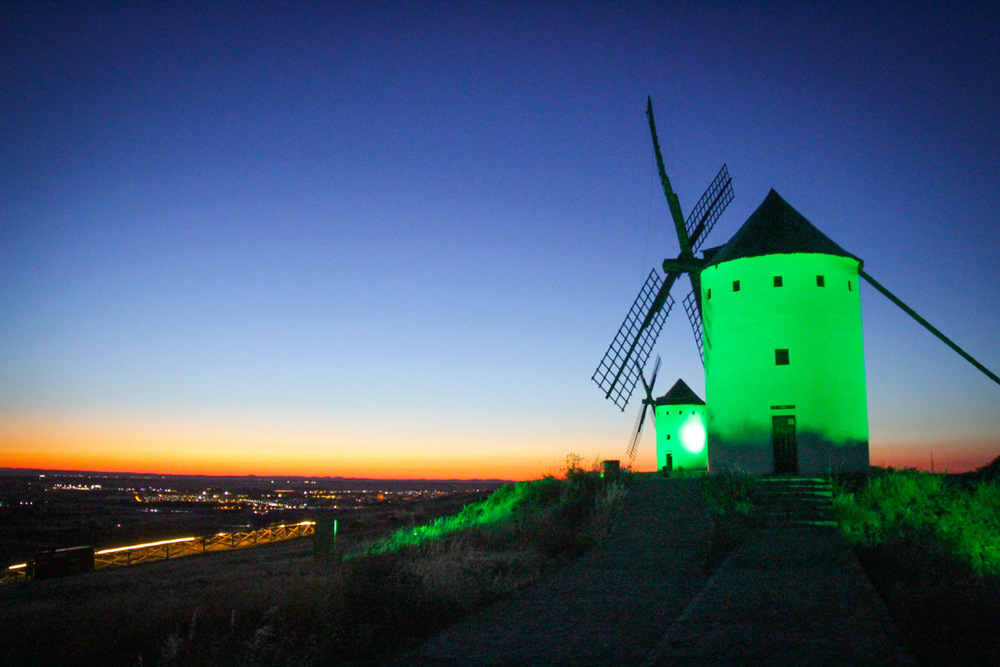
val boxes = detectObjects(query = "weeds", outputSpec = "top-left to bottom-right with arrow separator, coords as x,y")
833,468 -> 1000,576
697,472 -> 756,568
699,470 -> 755,517
1,464 -> 625,666
832,466 -> 1000,665
300,468 -> 622,663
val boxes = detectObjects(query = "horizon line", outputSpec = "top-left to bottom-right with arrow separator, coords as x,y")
0,466 -> 517,483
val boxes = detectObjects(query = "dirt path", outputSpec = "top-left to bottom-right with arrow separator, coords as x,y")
396,476 -> 714,665
645,526 -> 904,666
397,475 -> 904,666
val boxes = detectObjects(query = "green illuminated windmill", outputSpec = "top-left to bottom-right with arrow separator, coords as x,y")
653,379 -> 707,472
701,190 -> 1000,474
594,98 -> 1000,475
700,191 -> 869,473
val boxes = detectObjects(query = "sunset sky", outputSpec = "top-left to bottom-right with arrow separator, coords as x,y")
2,2 -> 998,479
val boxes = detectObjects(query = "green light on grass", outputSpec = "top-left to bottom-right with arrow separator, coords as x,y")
833,469 -> 1000,576
367,477 -> 565,555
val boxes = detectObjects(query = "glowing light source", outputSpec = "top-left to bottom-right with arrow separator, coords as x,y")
680,420 -> 706,454
95,537 -> 196,555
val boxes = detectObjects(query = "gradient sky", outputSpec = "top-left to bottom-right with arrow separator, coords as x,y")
2,2 -> 998,479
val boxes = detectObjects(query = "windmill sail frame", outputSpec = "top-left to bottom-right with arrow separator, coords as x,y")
592,270 -> 672,410
686,164 -> 733,254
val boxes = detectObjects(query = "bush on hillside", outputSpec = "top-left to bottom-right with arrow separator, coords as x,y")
181,465 -> 622,665
976,454 -> 1000,481
832,468 -> 1000,665
699,470 -> 755,517
833,468 -> 1000,575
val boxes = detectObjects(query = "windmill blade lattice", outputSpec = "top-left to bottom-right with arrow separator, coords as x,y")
625,402 -> 651,463
685,164 -> 733,253
592,270 -> 673,410
642,354 -> 662,398
683,291 -> 704,365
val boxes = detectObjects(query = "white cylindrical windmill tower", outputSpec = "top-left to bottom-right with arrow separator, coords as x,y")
653,379 -> 708,472
700,190 -> 869,475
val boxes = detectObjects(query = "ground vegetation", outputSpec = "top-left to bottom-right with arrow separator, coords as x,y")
1,458 -> 623,666
832,462 -> 1000,665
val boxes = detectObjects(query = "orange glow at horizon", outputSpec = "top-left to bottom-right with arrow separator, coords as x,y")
3,414 -> 996,479
869,438 -> 1000,474
0,415 -> 597,480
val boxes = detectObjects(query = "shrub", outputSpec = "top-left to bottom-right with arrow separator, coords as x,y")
833,469 -> 1000,575
311,466 -> 622,662
975,454 -> 1000,482
699,470 -> 755,517
833,468 -> 1000,664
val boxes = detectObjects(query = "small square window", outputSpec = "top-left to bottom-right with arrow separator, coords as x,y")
848,281 -> 852,292
816,275 -> 825,287
733,280 -> 740,292
707,288 -> 712,299
773,276 -> 783,287
775,348 -> 790,365
666,434 -> 671,440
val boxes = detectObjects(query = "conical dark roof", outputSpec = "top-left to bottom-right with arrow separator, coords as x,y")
654,378 -> 705,406
705,189 -> 859,267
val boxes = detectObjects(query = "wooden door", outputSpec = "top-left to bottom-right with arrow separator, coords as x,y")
772,415 -> 797,474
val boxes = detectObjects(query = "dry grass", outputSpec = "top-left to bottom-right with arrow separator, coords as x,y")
1,468 -> 623,666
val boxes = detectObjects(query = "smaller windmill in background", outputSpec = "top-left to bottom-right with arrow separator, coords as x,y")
652,379 -> 707,472
623,358 -> 708,472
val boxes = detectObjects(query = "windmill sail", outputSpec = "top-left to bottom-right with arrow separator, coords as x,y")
626,356 -> 661,462
683,291 -> 704,365
594,100 -> 734,412
592,270 -> 672,410
686,164 -> 733,253
626,401 -> 651,462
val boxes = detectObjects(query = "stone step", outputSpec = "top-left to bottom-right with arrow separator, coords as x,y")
750,477 -> 834,526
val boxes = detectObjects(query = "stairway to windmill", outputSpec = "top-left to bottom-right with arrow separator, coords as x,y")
751,477 -> 834,527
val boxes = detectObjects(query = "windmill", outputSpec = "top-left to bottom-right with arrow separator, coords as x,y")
595,99 -> 999,475
592,97 -> 732,465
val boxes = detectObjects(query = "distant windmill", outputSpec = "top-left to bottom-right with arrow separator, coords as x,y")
594,98 -> 1000,475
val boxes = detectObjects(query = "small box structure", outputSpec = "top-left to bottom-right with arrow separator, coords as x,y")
654,379 -> 708,471
31,546 -> 95,579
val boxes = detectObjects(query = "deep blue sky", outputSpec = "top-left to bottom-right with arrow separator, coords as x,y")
2,2 -> 998,476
